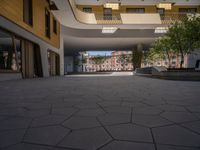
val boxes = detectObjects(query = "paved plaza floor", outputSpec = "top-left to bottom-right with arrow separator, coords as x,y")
0,75 -> 200,150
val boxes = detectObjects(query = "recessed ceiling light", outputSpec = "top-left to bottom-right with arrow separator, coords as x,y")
155,27 -> 168,34
104,3 -> 120,10
157,3 -> 173,10
102,27 -> 118,34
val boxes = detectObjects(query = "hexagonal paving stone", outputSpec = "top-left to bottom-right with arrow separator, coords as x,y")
133,106 -> 163,115
161,112 -> 199,123
52,108 -> 77,116
98,113 -> 131,126
24,126 -> 70,146
181,121 -> 200,134
99,141 -> 155,150
22,109 -> 50,118
58,127 -> 112,150
2,143 -> 53,150
25,103 -> 51,110
31,115 -> 68,127
74,102 -> 99,109
52,102 -> 78,109
62,116 -> 101,129
104,106 -> 132,114
98,101 -> 121,107
75,108 -> 105,117
153,125 -> 200,147
157,145 -> 200,150
186,105 -> 200,113
0,116 -> 8,121
121,102 -> 147,108
0,117 -> 32,131
106,124 -> 153,143
133,114 -> 173,128
156,104 -> 187,112
0,129 -> 26,148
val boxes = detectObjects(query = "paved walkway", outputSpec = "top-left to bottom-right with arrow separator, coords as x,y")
0,76 -> 200,150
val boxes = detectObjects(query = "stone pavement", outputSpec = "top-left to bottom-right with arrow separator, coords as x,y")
0,75 -> 200,150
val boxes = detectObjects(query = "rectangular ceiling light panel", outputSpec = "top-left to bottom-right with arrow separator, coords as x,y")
104,3 -> 120,10
157,3 -> 172,10
102,27 -> 118,34
155,27 -> 168,34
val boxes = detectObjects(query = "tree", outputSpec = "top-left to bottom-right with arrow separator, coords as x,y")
183,15 -> 200,52
132,49 -> 143,70
151,37 -> 174,68
166,15 -> 200,68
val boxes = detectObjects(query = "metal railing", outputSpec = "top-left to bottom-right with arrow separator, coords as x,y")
75,5 -> 197,25
95,13 -> 122,24
160,13 -> 190,25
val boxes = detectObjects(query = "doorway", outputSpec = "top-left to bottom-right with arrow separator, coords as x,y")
48,50 -> 60,76
21,41 -> 43,78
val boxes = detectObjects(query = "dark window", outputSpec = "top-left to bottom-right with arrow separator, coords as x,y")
157,8 -> 165,19
83,8 -> 92,13
23,0 -> 33,25
104,8 -> 112,20
53,18 -> 57,34
45,9 -> 51,38
0,29 -> 22,72
179,8 -> 197,14
126,8 -> 145,13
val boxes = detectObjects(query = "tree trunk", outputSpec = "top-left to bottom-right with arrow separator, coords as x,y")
166,52 -> 171,68
180,52 -> 184,68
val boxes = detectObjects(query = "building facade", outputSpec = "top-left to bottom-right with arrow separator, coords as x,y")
84,51 -> 133,72
0,0 -> 64,81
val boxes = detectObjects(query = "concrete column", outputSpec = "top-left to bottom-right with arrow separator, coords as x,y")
40,45 -> 49,77
137,43 -> 143,51
59,35 -> 64,75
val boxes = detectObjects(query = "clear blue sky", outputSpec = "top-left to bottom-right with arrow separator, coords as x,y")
87,51 -> 112,56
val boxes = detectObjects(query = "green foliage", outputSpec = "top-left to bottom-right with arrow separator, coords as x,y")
148,14 -> 200,68
132,49 -> 143,70
149,36 -> 174,67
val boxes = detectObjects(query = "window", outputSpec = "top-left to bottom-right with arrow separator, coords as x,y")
0,29 -> 22,72
45,9 -> 51,38
23,0 -> 33,25
53,18 -> 57,34
157,8 -> 165,19
179,8 -> 197,14
83,8 -> 92,13
126,8 -> 145,13
104,8 -> 112,20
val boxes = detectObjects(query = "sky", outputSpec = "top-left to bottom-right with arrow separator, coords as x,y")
87,51 -> 112,56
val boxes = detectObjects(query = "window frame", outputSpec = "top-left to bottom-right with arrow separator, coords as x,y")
23,0 -> 33,26
45,8 -> 51,38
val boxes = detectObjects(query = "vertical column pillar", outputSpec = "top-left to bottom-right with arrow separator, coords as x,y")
59,35 -> 64,75
40,45 -> 49,77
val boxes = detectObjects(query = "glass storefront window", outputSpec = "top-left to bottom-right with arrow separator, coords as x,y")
0,29 -> 21,72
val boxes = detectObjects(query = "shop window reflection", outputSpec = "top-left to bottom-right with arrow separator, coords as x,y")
0,29 -> 21,72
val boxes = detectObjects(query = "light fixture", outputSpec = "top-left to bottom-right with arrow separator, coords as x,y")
102,27 -> 118,34
157,3 -> 173,10
155,27 -> 168,34
104,3 -> 120,10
